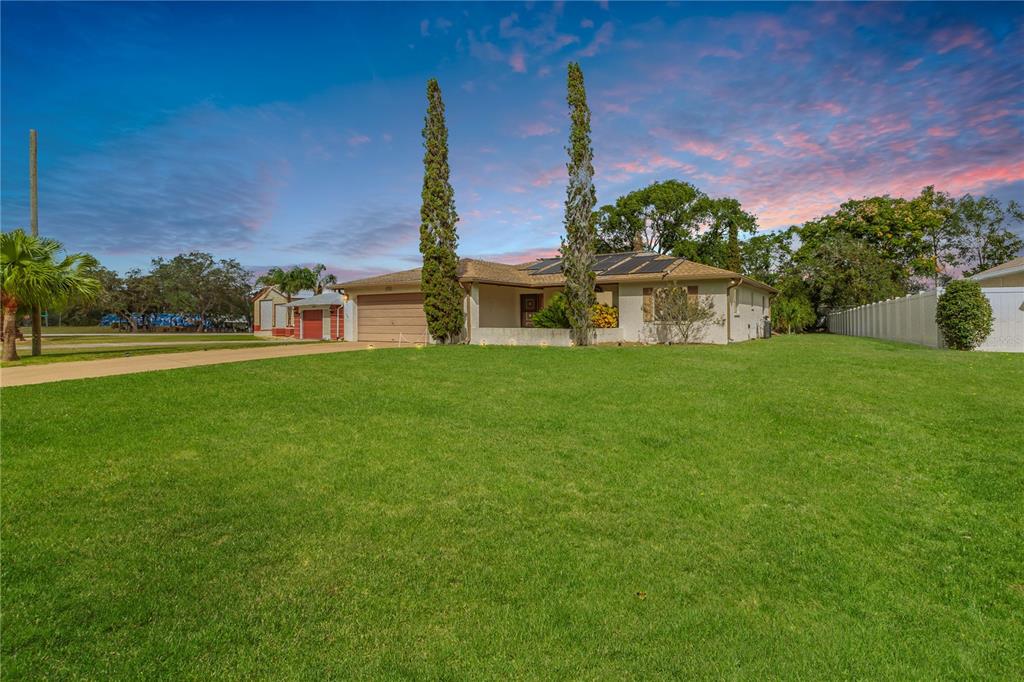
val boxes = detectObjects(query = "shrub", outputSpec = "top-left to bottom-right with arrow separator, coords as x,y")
647,284 -> 724,343
590,303 -> 618,328
531,293 -> 570,328
936,280 -> 993,350
772,294 -> 816,334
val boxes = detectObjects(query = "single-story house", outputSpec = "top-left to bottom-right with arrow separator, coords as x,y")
252,285 -> 293,335
331,251 -> 776,345
283,291 -> 346,340
971,256 -> 1024,287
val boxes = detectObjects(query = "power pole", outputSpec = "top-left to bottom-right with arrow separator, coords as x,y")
30,129 -> 43,355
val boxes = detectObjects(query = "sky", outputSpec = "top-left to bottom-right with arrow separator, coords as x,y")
2,1 -> 1022,280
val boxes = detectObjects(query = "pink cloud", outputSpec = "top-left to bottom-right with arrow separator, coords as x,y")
509,50 -> 527,73
578,21 -> 613,58
347,134 -> 371,146
754,16 -> 812,51
697,46 -> 743,60
773,130 -> 826,156
530,165 -> 566,187
603,102 -> 630,114
897,58 -> 923,72
650,127 -> 729,160
518,121 -> 556,138
472,247 -> 561,264
932,25 -> 991,55
803,101 -> 847,116
926,126 -> 957,138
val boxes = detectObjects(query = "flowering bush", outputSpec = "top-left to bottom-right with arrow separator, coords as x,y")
590,303 -> 618,328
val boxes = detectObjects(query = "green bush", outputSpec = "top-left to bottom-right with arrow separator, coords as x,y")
531,293 -> 570,328
936,280 -> 993,350
772,294 -> 816,334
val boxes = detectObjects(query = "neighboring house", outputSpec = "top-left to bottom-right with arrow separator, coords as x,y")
251,286 -> 315,337
284,291 -> 346,340
332,252 -> 776,345
970,256 -> 1024,287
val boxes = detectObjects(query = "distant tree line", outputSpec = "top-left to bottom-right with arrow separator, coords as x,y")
60,252 -> 253,331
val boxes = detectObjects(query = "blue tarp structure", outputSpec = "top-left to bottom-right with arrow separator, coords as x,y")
100,313 -> 247,331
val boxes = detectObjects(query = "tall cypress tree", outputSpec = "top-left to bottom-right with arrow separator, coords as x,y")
561,62 -> 597,346
727,219 -> 741,273
419,78 -> 464,343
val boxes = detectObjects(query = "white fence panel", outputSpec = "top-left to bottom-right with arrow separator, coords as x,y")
979,288 -> 1024,352
827,287 -> 1024,353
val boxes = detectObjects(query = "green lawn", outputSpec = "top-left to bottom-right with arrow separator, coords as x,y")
26,333 -> 262,345
1,340 -> 301,367
2,335 -> 1022,678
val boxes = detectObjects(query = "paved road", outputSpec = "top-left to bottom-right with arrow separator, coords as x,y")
0,342 -> 398,388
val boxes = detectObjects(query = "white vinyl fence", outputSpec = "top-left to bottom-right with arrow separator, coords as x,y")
827,287 -> 1024,353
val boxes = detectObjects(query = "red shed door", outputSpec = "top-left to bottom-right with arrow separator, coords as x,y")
302,310 -> 323,339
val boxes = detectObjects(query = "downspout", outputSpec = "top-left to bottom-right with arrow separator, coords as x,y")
726,277 -> 741,343
462,282 -> 472,344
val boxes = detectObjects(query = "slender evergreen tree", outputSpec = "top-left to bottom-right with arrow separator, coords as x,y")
561,62 -> 597,346
419,78 -> 464,343
727,219 -> 741,272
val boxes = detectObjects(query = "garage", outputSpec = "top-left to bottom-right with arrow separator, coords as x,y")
301,309 -> 323,339
284,292 -> 345,341
358,292 -> 427,343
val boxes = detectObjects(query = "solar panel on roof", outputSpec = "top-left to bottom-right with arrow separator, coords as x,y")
594,254 -> 628,273
526,259 -> 557,271
632,258 -> 678,274
601,257 -> 645,275
602,255 -> 659,275
531,259 -> 563,275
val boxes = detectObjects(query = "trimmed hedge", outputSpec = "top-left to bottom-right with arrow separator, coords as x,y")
935,280 -> 993,350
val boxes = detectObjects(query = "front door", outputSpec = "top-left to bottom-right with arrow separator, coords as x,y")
520,294 -> 542,327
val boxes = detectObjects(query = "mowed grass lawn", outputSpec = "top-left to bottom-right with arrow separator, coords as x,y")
2,335 -> 1022,678
4,336 -> 316,367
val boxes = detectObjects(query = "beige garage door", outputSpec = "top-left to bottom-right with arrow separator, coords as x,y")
358,293 -> 428,343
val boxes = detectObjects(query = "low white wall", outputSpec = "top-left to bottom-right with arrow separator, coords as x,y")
471,327 -> 623,346
827,287 -> 1023,352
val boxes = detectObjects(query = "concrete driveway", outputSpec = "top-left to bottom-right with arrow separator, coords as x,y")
0,342 -> 398,388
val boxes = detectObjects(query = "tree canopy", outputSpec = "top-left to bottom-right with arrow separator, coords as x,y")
593,181 -> 757,270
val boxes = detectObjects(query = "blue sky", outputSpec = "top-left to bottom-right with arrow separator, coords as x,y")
2,1 -> 1022,279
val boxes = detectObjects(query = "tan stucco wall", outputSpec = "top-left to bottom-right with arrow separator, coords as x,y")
253,289 -> 288,331
619,280 -> 730,344
478,284 -> 537,327
730,283 -> 771,342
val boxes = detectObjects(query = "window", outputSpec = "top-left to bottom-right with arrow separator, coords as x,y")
643,287 -> 653,322
687,285 -> 698,303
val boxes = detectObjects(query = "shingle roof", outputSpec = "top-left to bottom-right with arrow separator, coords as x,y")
337,253 -> 777,293
283,291 -> 345,307
971,256 -> 1024,281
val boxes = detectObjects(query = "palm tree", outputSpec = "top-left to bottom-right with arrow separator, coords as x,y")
256,266 -> 304,300
312,264 -> 336,295
257,264 -> 336,297
1,229 -> 100,361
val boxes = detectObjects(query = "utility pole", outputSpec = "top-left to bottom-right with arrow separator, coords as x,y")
30,130 -> 43,355
29,131 -> 44,353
